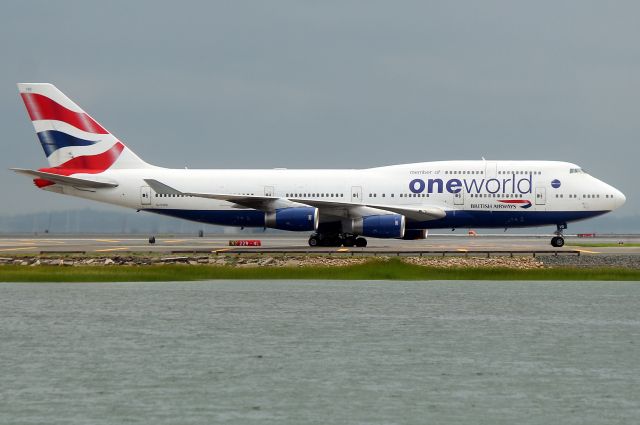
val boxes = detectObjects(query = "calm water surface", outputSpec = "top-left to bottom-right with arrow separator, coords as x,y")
1,280 -> 639,425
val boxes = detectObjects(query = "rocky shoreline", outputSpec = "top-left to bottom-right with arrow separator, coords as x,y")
0,254 -> 637,269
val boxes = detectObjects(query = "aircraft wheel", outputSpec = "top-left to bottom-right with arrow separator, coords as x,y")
343,236 -> 356,247
149,236 -> 156,244
355,237 -> 367,248
308,235 -> 320,247
551,236 -> 565,248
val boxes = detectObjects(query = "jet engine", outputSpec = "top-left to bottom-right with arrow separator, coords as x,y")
265,207 -> 319,231
345,214 -> 405,238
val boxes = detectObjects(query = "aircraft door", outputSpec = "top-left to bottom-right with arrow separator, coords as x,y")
264,186 -> 274,197
485,161 -> 497,178
351,186 -> 362,203
140,186 -> 151,206
453,191 -> 464,206
535,187 -> 546,205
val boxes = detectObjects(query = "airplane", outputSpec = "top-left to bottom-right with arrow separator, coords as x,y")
13,83 -> 626,248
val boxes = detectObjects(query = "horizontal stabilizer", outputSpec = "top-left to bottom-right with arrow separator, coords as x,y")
11,168 -> 119,188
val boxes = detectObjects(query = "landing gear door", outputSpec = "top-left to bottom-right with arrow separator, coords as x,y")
535,187 -> 546,205
264,186 -> 274,197
351,186 -> 362,203
140,186 -> 151,206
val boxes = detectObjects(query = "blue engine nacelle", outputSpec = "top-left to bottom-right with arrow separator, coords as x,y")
265,207 -> 319,231
349,214 -> 405,238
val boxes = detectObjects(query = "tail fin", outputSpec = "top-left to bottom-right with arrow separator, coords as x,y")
17,83 -> 151,172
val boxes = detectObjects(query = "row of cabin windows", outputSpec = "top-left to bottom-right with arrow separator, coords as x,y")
285,193 -> 345,198
555,194 -> 614,199
498,171 -> 542,175
367,193 -> 430,198
156,194 -> 193,198
444,170 -> 543,175
470,193 -> 524,198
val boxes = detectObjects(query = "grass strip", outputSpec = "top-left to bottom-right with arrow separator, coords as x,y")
1,259 -> 639,282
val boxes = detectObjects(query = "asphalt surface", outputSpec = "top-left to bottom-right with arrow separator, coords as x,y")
0,234 -> 638,256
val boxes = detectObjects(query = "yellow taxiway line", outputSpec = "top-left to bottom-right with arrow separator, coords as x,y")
94,247 -> 130,253
0,246 -> 38,252
574,249 -> 600,254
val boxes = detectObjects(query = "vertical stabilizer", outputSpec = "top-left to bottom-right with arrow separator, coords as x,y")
18,83 -> 151,171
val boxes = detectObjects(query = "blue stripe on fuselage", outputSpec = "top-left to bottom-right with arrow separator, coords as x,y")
410,209 -> 610,229
37,130 -> 98,157
147,209 -> 266,227
146,208 -> 610,230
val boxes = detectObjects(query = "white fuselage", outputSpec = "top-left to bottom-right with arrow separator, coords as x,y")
47,160 -> 625,231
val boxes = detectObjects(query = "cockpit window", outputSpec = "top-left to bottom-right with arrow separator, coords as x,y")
569,168 -> 585,174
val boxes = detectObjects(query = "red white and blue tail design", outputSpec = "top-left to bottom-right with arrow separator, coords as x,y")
18,83 -> 150,174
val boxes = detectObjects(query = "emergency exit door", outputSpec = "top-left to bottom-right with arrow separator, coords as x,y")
351,186 -> 362,203
535,187 -> 546,205
140,186 -> 151,205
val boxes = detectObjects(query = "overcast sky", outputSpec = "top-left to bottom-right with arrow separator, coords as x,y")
1,1 -> 637,220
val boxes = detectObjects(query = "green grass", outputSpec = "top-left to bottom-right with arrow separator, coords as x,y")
1,259 -> 639,282
569,243 -> 640,248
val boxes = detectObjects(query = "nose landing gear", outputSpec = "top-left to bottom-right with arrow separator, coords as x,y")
551,223 -> 567,248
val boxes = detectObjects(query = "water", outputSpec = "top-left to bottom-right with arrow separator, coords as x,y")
1,280 -> 639,425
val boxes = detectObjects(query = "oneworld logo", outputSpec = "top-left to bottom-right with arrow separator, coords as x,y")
551,179 -> 561,189
409,174 -> 533,195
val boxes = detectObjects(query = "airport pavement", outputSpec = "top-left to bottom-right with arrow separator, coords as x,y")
0,234 -> 638,255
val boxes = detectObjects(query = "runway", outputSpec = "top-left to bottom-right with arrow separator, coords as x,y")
0,234 -> 638,256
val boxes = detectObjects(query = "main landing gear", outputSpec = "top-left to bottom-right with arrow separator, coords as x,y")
551,223 -> 567,248
308,232 -> 367,248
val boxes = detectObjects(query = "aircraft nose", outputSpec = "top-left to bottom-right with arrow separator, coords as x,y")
614,188 -> 626,209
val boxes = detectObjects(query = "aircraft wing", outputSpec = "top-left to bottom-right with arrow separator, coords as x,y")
288,198 -> 446,221
144,179 -> 286,210
144,179 -> 445,221
12,168 -> 119,188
